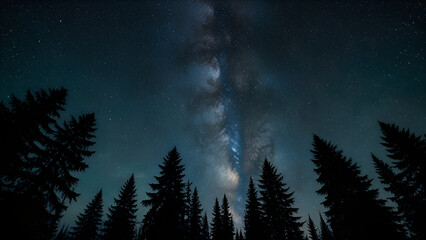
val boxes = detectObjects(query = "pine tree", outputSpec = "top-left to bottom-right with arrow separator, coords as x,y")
258,159 -> 304,240
211,198 -> 223,240
244,177 -> 264,240
319,213 -> 333,240
0,88 -> 96,239
372,121 -> 425,239
311,135 -> 405,240
72,189 -> 103,240
221,194 -> 234,240
201,213 -> 210,240
189,188 -> 203,240
141,147 -> 186,240
103,174 -> 138,240
307,215 -> 319,240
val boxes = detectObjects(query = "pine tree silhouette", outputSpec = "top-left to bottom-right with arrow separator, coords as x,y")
319,213 -> 333,240
189,187 -> 203,240
141,147 -> 186,240
0,88 -> 96,239
103,174 -> 138,240
211,198 -> 223,240
372,121 -> 425,240
201,213 -> 210,240
258,159 -> 304,240
221,194 -> 234,240
307,215 -> 319,240
244,177 -> 264,240
72,189 -> 103,240
311,135 -> 405,240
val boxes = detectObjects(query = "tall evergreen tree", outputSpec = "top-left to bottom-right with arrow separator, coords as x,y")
221,194 -> 234,240
189,188 -> 203,240
141,147 -> 186,240
307,215 -> 319,240
201,213 -> 210,240
258,159 -> 304,240
372,121 -> 426,239
319,213 -> 333,240
103,174 -> 138,240
244,177 -> 264,240
311,135 -> 405,240
0,88 -> 96,239
72,189 -> 103,240
211,198 -> 223,240
73,189 -> 103,240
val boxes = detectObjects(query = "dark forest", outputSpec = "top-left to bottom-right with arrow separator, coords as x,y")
1,1 -> 424,240
0,88 -> 424,240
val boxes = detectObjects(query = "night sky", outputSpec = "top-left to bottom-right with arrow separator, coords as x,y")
1,0 -> 425,232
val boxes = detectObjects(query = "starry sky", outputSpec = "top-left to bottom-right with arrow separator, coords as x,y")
1,0 -> 425,231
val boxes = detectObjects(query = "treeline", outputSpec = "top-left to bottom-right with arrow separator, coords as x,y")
0,88 -> 424,240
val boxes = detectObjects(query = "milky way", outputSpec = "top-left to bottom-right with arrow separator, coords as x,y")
1,0 -> 424,232
186,1 -> 274,227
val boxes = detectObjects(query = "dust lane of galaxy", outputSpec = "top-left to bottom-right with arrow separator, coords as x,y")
187,1 -> 274,227
3,0 -> 424,233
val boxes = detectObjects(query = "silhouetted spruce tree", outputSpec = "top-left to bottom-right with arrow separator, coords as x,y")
258,159 -> 304,240
0,88 -> 96,239
201,213 -> 210,240
72,189 -> 103,240
319,213 -> 333,240
211,198 -> 223,240
141,147 -> 186,240
372,121 -> 425,240
189,188 -> 203,240
103,174 -> 138,240
311,135 -> 405,240
221,194 -> 234,240
307,215 -> 319,240
244,177 -> 264,240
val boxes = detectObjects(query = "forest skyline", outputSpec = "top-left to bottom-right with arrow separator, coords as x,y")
3,86 -> 424,234
1,0 -> 424,239
0,87 -> 424,240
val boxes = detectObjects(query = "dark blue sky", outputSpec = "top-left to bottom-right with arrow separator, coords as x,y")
1,0 -> 425,232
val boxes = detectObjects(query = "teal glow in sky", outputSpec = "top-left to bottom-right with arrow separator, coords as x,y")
1,0 -> 425,231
